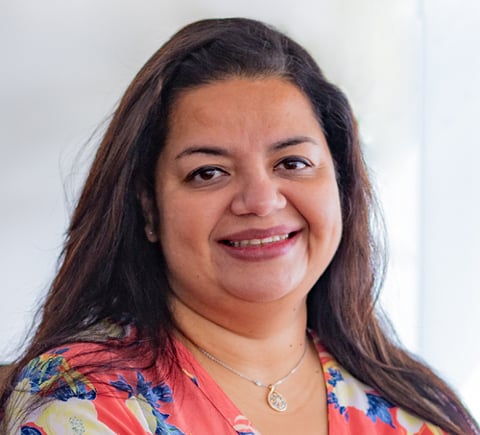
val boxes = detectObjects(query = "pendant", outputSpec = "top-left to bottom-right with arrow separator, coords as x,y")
267,385 -> 287,412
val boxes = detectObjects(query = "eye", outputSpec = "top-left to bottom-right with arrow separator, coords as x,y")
185,166 -> 228,184
275,156 -> 312,171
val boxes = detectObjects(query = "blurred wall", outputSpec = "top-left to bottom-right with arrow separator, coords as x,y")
0,0 -> 478,419
420,0 -> 480,417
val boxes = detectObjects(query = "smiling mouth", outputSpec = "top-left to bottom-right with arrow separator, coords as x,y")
222,232 -> 297,248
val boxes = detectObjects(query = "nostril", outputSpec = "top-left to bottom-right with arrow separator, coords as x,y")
229,179 -> 286,217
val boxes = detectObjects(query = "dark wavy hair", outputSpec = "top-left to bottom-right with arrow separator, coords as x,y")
1,17 -> 478,434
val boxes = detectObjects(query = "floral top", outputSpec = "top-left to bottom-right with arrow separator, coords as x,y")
5,325 -> 446,434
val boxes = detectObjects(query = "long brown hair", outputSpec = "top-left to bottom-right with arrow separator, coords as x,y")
1,18 -> 478,433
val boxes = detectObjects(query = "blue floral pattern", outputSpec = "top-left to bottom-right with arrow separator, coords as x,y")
366,393 -> 395,427
5,326 -> 446,434
315,332 -> 445,434
17,348 -> 96,402
110,372 -> 183,435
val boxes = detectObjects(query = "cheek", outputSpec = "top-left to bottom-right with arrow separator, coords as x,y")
304,185 -> 343,253
325,190 -> 342,232
303,181 -> 342,226
157,195 -> 215,256
325,192 -> 343,240
158,209 -> 199,283
159,202 -> 191,250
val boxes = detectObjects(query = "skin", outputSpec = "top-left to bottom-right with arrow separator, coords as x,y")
143,77 -> 341,433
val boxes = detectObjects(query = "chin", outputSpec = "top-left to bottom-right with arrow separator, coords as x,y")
225,281 -> 307,304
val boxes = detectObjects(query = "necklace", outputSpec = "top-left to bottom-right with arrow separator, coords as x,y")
195,339 -> 308,412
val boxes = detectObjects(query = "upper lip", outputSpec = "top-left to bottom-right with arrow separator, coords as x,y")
217,225 -> 301,243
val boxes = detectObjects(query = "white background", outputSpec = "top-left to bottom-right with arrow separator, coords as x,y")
1,0 -> 478,420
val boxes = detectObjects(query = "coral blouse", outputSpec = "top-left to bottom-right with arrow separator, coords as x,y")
6,325 -> 446,434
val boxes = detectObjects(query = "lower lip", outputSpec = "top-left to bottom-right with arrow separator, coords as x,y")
219,232 -> 300,261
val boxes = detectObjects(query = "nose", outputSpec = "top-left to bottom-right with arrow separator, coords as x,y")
230,172 -> 287,216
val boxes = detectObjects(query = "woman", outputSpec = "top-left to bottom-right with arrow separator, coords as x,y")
1,17 -> 478,434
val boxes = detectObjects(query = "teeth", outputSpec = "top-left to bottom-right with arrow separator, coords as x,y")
229,233 -> 290,248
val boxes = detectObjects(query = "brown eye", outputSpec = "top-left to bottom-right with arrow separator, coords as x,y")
197,168 -> 218,180
186,166 -> 228,184
275,157 -> 311,171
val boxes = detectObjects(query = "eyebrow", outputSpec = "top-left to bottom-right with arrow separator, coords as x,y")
174,135 -> 318,160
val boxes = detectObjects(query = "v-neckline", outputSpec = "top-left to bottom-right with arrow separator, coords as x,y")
173,332 -> 331,434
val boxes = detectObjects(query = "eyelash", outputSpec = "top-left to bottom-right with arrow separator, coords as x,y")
274,156 -> 312,171
185,166 -> 228,183
185,156 -> 313,184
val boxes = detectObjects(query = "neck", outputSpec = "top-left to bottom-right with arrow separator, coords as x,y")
172,295 -> 309,382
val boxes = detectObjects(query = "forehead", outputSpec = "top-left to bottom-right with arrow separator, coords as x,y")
165,77 -> 322,144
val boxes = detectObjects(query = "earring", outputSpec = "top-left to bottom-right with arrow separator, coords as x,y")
145,227 -> 157,242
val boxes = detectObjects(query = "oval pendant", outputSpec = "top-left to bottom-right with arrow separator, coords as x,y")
267,385 -> 287,412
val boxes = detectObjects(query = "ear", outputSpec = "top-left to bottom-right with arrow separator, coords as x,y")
138,189 -> 159,242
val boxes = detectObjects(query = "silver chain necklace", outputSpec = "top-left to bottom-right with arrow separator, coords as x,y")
195,340 -> 308,412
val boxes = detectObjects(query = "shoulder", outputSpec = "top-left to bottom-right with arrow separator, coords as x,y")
311,334 -> 446,434
13,321 -> 135,396
5,328 -> 185,434
13,344 -> 99,402
11,321 -> 149,400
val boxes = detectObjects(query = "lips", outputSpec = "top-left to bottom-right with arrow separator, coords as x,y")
217,226 -> 301,261
219,226 -> 300,248
223,233 -> 293,247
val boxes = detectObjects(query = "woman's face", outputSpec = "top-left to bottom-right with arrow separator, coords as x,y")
152,77 -> 342,317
